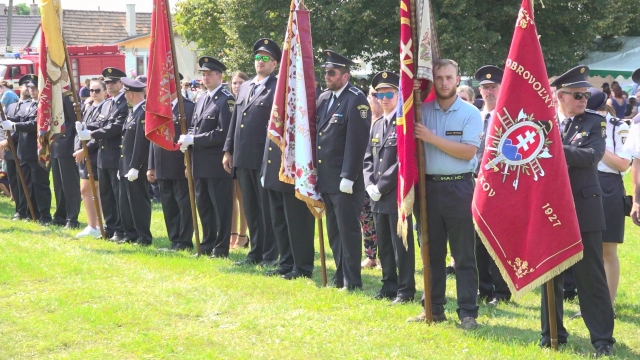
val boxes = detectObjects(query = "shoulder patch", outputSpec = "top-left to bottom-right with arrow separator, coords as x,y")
227,99 -> 235,112
357,104 -> 370,119
221,88 -> 233,97
601,122 -> 607,127
349,87 -> 363,96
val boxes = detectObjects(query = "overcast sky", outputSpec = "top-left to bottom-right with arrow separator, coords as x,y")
14,0 -> 180,13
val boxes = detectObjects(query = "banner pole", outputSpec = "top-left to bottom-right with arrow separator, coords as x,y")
62,40 -> 106,239
545,280 -> 559,350
409,0 -> 432,324
317,218 -> 327,287
164,0 -> 201,256
0,108 -> 37,221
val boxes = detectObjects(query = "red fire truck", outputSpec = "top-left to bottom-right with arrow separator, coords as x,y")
0,57 -> 36,90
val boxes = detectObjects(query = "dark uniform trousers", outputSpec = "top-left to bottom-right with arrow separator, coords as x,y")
195,177 -> 232,255
158,178 -> 193,247
100,168 -> 122,237
541,110 -> 614,348
475,233 -> 511,300
20,161 -> 50,222
5,158 -> 28,216
51,157 -> 80,225
375,213 -> 415,298
118,103 -> 152,243
225,76 -> 279,263
421,178 -> 478,319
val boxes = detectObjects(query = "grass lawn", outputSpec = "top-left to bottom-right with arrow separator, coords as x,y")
0,183 -> 639,359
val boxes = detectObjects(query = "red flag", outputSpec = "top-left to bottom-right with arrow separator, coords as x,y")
267,0 -> 323,217
472,0 -> 582,299
396,0 -> 436,241
145,0 -> 178,151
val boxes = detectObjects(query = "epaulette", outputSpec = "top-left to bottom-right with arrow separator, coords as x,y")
221,88 -> 233,97
348,87 -> 363,96
585,109 -> 605,118
608,116 -> 624,126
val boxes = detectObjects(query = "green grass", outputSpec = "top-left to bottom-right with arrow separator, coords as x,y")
0,184 -> 639,359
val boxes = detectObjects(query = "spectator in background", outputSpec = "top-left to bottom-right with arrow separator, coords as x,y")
358,78 -> 369,96
601,82 -> 611,97
626,98 -> 638,119
181,81 -> 193,101
456,85 -> 475,105
607,83 -> 628,119
78,78 -> 91,102
0,81 -> 18,110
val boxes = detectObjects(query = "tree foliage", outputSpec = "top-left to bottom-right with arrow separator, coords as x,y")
174,0 -> 638,79
15,3 -> 30,16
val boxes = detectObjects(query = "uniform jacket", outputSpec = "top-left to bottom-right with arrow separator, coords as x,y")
363,115 -> 398,214
2,99 -> 33,161
77,99 -> 110,165
51,94 -> 77,159
315,83 -> 371,193
189,87 -> 234,179
12,99 -> 39,164
224,74 -> 277,170
119,101 -> 150,176
91,91 -> 128,169
149,97 -> 195,179
562,109 -> 607,232
261,138 -> 293,193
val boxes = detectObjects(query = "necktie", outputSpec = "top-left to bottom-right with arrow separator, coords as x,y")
249,83 -> 257,101
327,94 -> 337,114
562,118 -> 572,139
383,117 -> 390,134
204,94 -> 212,109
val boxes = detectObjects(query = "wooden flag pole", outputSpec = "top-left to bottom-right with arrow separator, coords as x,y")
63,40 -> 106,239
0,107 -> 37,221
317,218 -> 327,286
165,0 -> 201,256
546,280 -> 559,350
409,0 -> 432,324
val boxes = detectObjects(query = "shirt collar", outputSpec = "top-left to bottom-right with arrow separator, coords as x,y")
433,95 -> 463,112
384,112 -> 394,122
557,111 -> 572,123
93,100 -> 105,107
132,100 -> 145,114
208,85 -> 222,98
332,82 -> 349,98
251,75 -> 270,87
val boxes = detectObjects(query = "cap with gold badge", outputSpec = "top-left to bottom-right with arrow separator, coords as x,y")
550,65 -> 592,89
18,74 -> 38,87
198,56 -> 227,72
321,50 -> 355,70
253,38 -> 282,62
102,67 -> 127,83
371,70 -> 399,90
475,65 -> 503,85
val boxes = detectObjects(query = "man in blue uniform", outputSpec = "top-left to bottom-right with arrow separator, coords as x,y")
539,66 -> 615,357
407,59 -> 481,330
363,71 -> 415,304
180,57 -> 234,257
315,50 -> 371,290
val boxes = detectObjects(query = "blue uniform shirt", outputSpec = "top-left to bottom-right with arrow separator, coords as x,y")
420,96 -> 483,175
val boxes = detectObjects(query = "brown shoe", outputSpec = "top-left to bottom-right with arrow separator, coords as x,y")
361,258 -> 377,269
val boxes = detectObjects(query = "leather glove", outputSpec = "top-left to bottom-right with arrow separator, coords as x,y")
1,120 -> 15,131
75,121 -> 85,133
78,129 -> 92,141
366,184 -> 382,202
125,168 -> 139,182
179,134 -> 194,147
339,178 -> 354,194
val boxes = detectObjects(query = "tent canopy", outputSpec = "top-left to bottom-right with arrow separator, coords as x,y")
588,47 -> 640,78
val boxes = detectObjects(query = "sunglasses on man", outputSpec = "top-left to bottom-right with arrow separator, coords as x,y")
255,55 -> 271,62
559,91 -> 591,100
375,92 -> 396,100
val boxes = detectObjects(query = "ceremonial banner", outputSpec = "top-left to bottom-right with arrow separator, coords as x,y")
472,0 -> 582,299
396,0 -> 436,241
37,0 -> 69,169
267,0 -> 323,217
145,0 -> 178,151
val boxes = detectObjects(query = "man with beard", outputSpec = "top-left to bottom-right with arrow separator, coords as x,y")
315,50 -> 371,291
407,59 -> 482,330
473,65 -> 511,305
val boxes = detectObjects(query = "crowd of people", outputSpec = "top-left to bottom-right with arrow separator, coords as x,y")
1,36 -> 639,357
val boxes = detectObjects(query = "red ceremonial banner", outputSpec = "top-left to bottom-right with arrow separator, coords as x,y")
145,0 -> 178,151
472,0 -> 582,299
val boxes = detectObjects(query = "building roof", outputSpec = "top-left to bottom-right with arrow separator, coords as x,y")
0,15 -> 42,53
62,9 -> 151,45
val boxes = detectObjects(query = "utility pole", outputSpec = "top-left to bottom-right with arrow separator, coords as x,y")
5,0 -> 14,58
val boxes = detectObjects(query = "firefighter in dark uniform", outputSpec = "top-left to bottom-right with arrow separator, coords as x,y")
1,74 -> 51,224
316,50 -> 371,290
261,129 -> 316,279
0,83 -> 33,220
223,39 -> 280,267
50,94 -> 81,228
81,77 -> 152,245
179,57 -> 234,257
150,75 -> 195,251
473,65 -> 511,304
539,66 -> 615,356
363,71 -> 415,303
83,67 -> 128,241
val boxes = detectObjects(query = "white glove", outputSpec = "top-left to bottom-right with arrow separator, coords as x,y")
78,129 -> 92,141
1,120 -> 14,131
339,178 -> 354,194
179,134 -> 194,147
117,170 -> 120,179
125,168 -> 139,182
366,184 -> 382,201
75,121 -> 85,133
261,176 -> 265,187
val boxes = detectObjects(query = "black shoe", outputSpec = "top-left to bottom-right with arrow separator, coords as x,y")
445,266 -> 456,275
117,238 -> 136,245
259,259 -> 278,268
373,291 -> 395,300
38,220 -> 52,226
133,240 -> 152,247
110,234 -> 124,242
338,284 -> 363,292
51,219 -> 66,226
390,296 -> 413,305
64,222 -> 80,229
564,289 -> 577,302
12,213 -> 26,221
539,337 -> 567,348
281,271 -> 311,280
266,268 -> 290,276
210,253 -> 228,259
595,344 -> 613,357
234,258 -> 260,266
460,317 -> 479,330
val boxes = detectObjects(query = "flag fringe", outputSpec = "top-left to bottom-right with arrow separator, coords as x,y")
474,220 -> 583,301
295,191 -> 325,219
